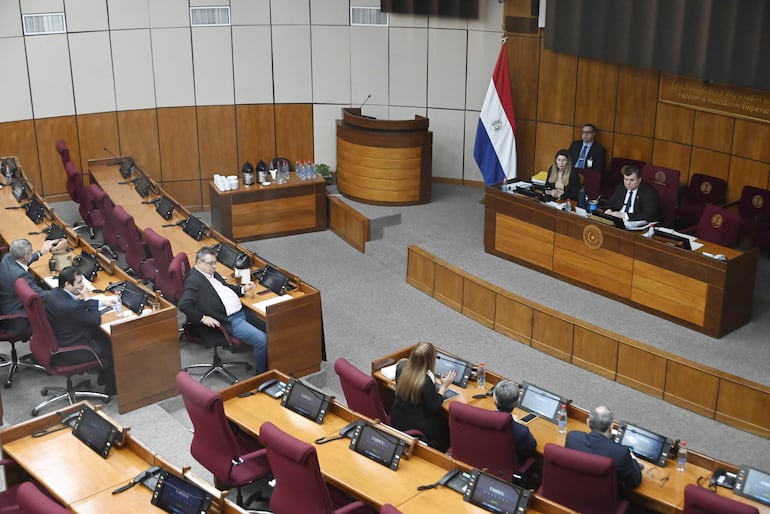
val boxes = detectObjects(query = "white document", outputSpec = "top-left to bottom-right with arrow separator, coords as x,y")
252,295 -> 293,314
380,363 -> 398,381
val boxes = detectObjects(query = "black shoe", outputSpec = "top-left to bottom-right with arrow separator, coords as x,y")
104,384 -> 117,396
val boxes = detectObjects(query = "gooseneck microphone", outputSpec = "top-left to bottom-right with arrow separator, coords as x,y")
104,147 -> 119,159
359,94 -> 371,109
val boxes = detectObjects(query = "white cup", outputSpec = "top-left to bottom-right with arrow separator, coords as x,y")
228,175 -> 239,190
269,169 -> 277,180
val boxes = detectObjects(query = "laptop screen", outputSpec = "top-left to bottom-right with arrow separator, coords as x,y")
518,382 -> 564,423
465,470 -> 529,514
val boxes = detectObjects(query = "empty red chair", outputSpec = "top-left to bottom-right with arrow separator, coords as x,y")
334,357 -> 390,423
141,228 -> 173,282
642,164 -> 681,227
725,185 -> 770,246
682,484 -> 758,514
675,173 -> 728,229
684,204 -> 741,248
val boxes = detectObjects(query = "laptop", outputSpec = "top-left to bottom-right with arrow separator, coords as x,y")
518,382 -> 568,425
590,210 -> 626,229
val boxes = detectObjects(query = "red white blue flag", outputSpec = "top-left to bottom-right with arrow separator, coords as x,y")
474,43 -> 517,185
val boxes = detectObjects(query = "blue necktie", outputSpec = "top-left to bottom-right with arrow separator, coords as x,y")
576,145 -> 588,168
623,190 -> 634,213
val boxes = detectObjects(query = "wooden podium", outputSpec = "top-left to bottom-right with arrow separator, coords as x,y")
336,107 -> 432,205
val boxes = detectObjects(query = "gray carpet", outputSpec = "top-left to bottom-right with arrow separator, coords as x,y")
2,184 -> 768,494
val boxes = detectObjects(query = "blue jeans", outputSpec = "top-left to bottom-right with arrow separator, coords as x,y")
228,309 -> 267,373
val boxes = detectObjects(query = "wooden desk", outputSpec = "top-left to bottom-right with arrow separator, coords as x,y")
88,159 -> 324,377
209,175 -> 327,241
484,186 -> 758,337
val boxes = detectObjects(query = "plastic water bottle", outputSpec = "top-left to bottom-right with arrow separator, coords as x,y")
676,441 -> 687,471
114,292 -> 123,316
476,362 -> 486,389
557,403 -> 568,433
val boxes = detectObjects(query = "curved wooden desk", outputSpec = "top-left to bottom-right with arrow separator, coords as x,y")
336,107 -> 432,205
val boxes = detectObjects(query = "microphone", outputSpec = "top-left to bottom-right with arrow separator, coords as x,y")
359,94 -> 371,109
142,198 -> 162,205
162,219 -> 186,228
103,147 -> 119,159
119,177 -> 141,185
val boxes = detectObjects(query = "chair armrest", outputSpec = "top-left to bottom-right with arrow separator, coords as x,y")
52,344 -> 106,366
332,501 -> 369,514
0,312 -> 28,321
236,448 -> 267,465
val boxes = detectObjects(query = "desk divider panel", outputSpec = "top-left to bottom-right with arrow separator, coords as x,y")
531,311 -> 574,362
434,263 -> 464,312
494,294 -> 534,344
571,326 -> 618,380
663,362 -> 720,418
616,343 -> 668,398
461,277 -> 496,328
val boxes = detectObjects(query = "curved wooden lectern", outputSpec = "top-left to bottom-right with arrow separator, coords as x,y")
336,108 -> 432,205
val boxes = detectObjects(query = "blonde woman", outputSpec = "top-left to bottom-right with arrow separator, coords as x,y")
390,342 -> 455,452
545,149 -> 580,201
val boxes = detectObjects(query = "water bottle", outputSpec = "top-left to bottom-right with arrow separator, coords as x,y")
114,291 -> 123,316
676,441 -> 687,471
577,188 -> 587,209
477,362 -> 486,389
557,403 -> 568,433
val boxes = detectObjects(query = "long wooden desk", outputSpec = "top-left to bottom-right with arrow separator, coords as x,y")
88,158 -> 324,377
484,186 -> 758,337
0,158 -> 179,414
221,371 -> 575,514
372,344 -> 770,514
209,174 -> 327,241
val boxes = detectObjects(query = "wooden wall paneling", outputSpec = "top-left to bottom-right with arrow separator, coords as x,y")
650,141 -> 691,184
461,277 -> 496,328
197,105 -> 238,179
726,156 -> 770,202
514,119 -> 537,180
534,122 -> 573,172
433,263 -> 463,311
76,112 -> 120,173
0,120 -> 41,191
654,103 -> 694,145
328,196 -> 347,239
34,116 -> 79,197
157,107 -> 200,183
611,134 -> 653,164
536,44 -> 577,124
616,343 -> 667,397
494,293 -> 533,344
574,58 -> 619,132
531,310 -> 573,362
275,104 -> 314,163
689,148 -> 731,183
693,111 -> 734,154
507,35 -> 540,121
163,180 -> 203,212
235,104 -> 276,166
732,119 -> 770,164
571,326 -> 618,380
614,65 -> 659,137
406,246 -> 435,295
663,361 -> 719,418
117,109 -> 161,178
715,380 -> 770,438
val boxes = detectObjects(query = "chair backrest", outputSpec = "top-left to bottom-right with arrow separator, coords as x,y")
738,185 -> 770,220
601,157 -> 646,199
682,484 -> 759,514
14,278 -> 58,369
93,186 -> 119,249
379,504 -> 403,514
112,205 -> 145,271
175,371 -> 244,487
17,482 -> 70,514
578,169 -> 601,200
80,184 -> 104,228
55,140 -> 71,167
260,421 -> 335,514
64,161 -> 84,204
685,174 -> 727,207
539,443 -> 622,514
167,252 -> 190,305
334,358 -> 389,423
695,204 -> 741,247
449,402 -> 520,481
143,227 -> 174,284
642,164 -> 681,226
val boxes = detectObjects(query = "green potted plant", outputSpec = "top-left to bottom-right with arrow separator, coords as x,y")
315,163 -> 333,185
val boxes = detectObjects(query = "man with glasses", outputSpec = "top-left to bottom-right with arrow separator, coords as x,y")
568,123 -> 606,176
179,247 -> 267,373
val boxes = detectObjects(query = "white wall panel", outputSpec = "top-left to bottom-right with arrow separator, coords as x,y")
231,0 -> 270,25
311,26 -> 350,104
192,27 -> 234,106
428,107 -> 465,180
272,25 -> 311,103
151,28 -> 195,107
470,0 -> 505,31
351,26 -> 388,108
232,26 -> 273,104
107,0 -> 150,30
312,103 -> 342,169
20,0 -> 63,13
69,31 -> 116,114
389,27 -> 427,107
427,29 -> 467,110
25,34 -> 74,118
310,0 -> 348,25
466,31 -> 504,111
0,3 -> 23,38
0,38 -> 33,123
271,0 -> 309,25
428,15 -> 467,30
388,13 -> 427,28
112,29 -> 156,110
464,110 -> 482,181
389,105 -> 427,120
149,0 -> 188,28
65,0 -> 108,32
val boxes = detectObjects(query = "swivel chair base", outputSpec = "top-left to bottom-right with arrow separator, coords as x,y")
184,347 -> 252,385
31,376 -> 111,417
4,347 -> 47,389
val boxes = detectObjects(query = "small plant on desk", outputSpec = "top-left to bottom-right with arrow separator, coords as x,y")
315,163 -> 333,185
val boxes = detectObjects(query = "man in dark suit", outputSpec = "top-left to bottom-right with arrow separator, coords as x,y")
568,123 -> 606,176
178,247 -> 267,373
566,405 -> 643,489
493,380 -> 538,459
45,266 -> 118,394
0,238 -> 55,335
604,165 -> 660,222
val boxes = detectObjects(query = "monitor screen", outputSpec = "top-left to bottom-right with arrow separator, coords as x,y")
735,466 -> 770,506
119,283 -> 149,315
71,406 -> 119,458
465,470 -> 529,514
213,242 -> 240,269
349,424 -> 404,469
134,175 -> 152,197
25,198 -> 46,224
434,352 -> 472,388
281,379 -> 329,423
518,382 -> 564,423
152,471 -> 212,514
616,423 -> 668,464
155,196 -> 174,220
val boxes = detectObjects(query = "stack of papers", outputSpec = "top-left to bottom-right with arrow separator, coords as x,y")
531,171 -> 548,185
380,364 -> 398,381
252,295 -> 293,314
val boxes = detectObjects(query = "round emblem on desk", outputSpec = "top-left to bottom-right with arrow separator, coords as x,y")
711,213 -> 724,229
583,225 -> 604,250
491,120 -> 503,131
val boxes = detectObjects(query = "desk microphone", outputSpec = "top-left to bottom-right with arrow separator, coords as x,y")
5,205 -> 25,210
359,94 -> 371,109
119,177 -> 141,185
162,219 -> 186,228
142,198 -> 162,205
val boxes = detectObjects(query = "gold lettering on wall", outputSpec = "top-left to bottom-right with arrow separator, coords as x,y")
659,73 -> 770,124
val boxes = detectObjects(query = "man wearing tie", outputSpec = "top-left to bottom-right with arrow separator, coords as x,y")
604,165 -> 660,222
568,123 -> 606,176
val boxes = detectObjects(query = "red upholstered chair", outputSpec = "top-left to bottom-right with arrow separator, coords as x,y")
0,458 -> 22,510
140,228 -> 173,283
55,139 -> 71,168
0,313 -> 45,389
177,371 -> 271,507
448,402 -> 536,483
725,185 -> 770,247
379,505 -> 402,514
675,173 -> 728,229
259,421 -> 369,514
64,161 -> 95,236
683,204 -> 741,248
334,357 -> 390,423
112,205 -> 150,278
16,482 -> 70,514
578,169 -> 601,201
682,484 -> 758,514
538,443 -> 629,514
600,157 -> 646,201
166,252 -> 190,305
15,278 -> 110,417
642,164 -> 681,227
95,188 -> 119,256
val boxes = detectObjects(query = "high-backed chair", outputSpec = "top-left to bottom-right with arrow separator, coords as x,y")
63,161 -> 95,235
448,402 -> 536,483
538,443 -> 629,514
0,313 -> 45,389
112,205 -> 150,277
176,371 -> 271,508
259,421 -> 368,514
642,164 -> 681,226
725,185 -> 770,246
16,482 -> 71,514
140,228 -> 173,283
86,185 -> 117,259
578,168 -> 601,200
166,252 -> 190,305
675,173 -> 728,229
683,204 -> 741,247
334,357 -> 390,423
379,505 -> 403,514
15,278 -> 110,417
55,139 -> 71,168
682,484 -> 758,514
600,157 -> 646,201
